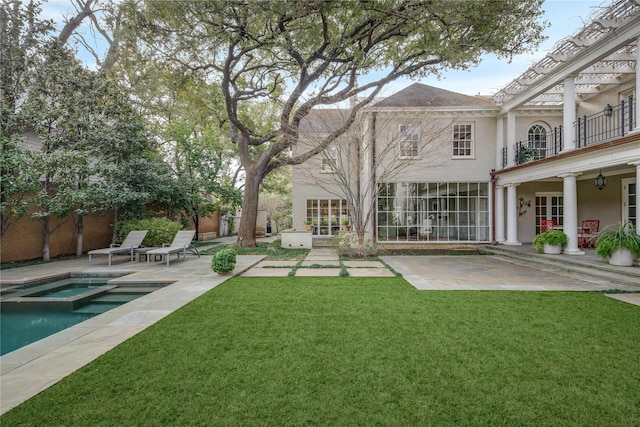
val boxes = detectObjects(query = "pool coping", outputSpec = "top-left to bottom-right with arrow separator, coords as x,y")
0,254 -> 264,415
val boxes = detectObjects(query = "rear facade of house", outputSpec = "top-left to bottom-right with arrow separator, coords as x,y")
292,0 -> 640,253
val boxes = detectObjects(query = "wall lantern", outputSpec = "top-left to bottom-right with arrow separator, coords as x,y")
595,169 -> 607,190
603,104 -> 613,117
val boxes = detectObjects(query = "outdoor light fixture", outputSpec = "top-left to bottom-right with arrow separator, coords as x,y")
595,169 -> 607,190
603,104 -> 613,117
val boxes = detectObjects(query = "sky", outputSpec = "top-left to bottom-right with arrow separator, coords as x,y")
37,0 -> 604,97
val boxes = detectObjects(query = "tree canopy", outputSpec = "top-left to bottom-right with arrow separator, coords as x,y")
129,0 -> 547,246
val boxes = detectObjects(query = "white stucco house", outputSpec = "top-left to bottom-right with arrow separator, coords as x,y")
292,0 -> 640,253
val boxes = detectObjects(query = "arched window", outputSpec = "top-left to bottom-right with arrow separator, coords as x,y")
528,125 -> 547,159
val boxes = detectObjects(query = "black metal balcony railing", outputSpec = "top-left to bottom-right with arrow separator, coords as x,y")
510,96 -> 635,167
576,95 -> 635,148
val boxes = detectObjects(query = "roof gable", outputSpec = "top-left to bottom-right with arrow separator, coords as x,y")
374,83 -> 495,108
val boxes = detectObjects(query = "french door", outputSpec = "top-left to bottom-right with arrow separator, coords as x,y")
306,199 -> 349,237
622,178 -> 637,226
535,193 -> 563,234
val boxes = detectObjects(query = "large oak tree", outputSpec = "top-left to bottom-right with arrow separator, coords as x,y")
128,0 -> 546,246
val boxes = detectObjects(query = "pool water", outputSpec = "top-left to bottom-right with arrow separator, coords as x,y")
34,284 -> 107,298
0,275 -> 165,356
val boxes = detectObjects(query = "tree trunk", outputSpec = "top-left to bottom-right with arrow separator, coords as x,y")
236,168 -> 261,247
43,216 -> 50,262
192,210 -> 200,240
76,215 -> 84,257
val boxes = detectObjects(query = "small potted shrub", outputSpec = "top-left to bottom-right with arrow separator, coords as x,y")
304,220 -> 313,232
341,217 -> 351,231
533,230 -> 568,254
596,222 -> 640,266
212,248 -> 237,274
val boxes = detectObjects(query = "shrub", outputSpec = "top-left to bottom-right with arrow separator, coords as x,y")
532,230 -> 568,254
119,217 -> 183,247
331,232 -> 376,258
596,222 -> 640,259
212,248 -> 237,273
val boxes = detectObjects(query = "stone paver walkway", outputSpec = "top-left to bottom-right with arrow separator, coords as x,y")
241,248 -> 395,277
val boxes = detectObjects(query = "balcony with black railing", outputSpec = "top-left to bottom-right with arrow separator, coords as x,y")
510,96 -> 636,167
575,95 -> 635,148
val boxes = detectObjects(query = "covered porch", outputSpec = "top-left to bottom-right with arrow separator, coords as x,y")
494,135 -> 640,255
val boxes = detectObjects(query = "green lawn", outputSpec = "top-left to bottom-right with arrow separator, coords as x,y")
3,277 -> 640,426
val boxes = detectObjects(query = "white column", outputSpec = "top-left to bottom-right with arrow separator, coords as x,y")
563,77 -> 576,151
507,112 -> 516,167
495,185 -> 505,243
496,116 -> 504,169
633,161 -> 640,234
505,184 -> 521,245
635,38 -> 640,133
559,173 -> 584,255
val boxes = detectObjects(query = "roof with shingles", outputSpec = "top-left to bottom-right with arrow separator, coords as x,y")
373,82 -> 495,108
298,109 -> 352,134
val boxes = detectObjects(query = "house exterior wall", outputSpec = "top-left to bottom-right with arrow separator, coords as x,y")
294,107 -> 501,243
370,111 -> 497,182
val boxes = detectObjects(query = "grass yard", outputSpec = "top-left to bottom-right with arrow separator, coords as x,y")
2,277 -> 640,426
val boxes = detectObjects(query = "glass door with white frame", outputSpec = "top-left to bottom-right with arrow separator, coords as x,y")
535,193 -> 563,234
622,178 -> 636,226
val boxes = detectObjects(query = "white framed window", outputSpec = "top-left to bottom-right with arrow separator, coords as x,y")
399,125 -> 420,158
452,123 -> 474,158
528,124 -> 547,159
321,146 -> 337,173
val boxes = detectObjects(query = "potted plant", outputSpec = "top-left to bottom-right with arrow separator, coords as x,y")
533,229 -> 568,254
212,248 -> 237,274
596,222 -> 640,266
341,217 -> 351,231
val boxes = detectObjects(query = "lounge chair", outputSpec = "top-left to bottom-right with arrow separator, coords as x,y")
145,230 -> 198,266
88,230 -> 148,266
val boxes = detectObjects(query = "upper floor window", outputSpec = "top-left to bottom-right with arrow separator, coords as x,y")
452,123 -> 473,157
321,146 -> 337,173
399,125 -> 420,158
528,124 -> 547,159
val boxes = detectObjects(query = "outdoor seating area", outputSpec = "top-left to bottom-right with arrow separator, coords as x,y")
538,219 -> 602,250
87,230 -> 200,267
87,230 -> 148,266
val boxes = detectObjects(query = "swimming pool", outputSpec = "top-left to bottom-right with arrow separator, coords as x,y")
0,274 -> 168,355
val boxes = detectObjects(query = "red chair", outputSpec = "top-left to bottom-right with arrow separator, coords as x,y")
541,220 -> 554,232
578,220 -> 600,249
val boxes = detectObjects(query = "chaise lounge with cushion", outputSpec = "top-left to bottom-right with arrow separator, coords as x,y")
145,230 -> 198,266
88,230 -> 148,266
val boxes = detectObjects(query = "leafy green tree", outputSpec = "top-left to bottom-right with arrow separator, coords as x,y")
0,136 -> 42,236
164,120 -> 241,237
1,0 -> 53,235
129,0 -> 547,246
22,40 -> 154,259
